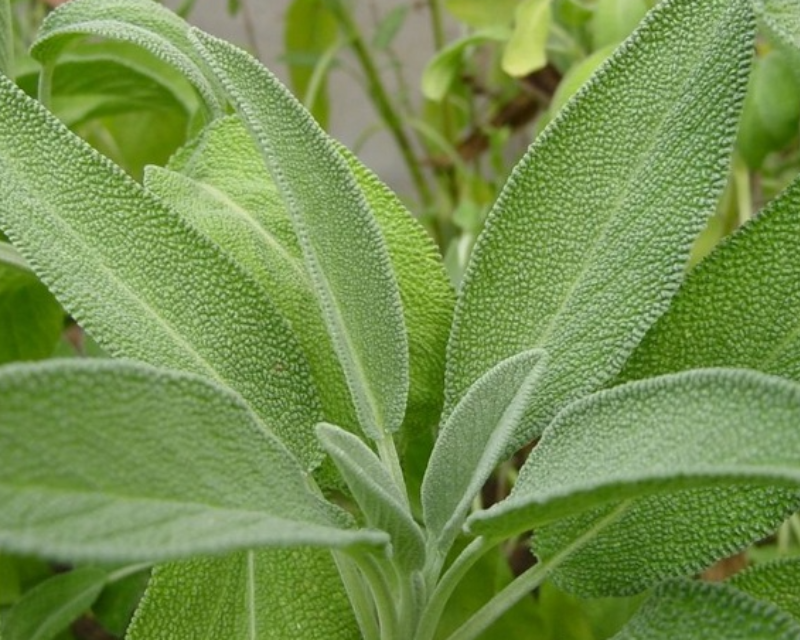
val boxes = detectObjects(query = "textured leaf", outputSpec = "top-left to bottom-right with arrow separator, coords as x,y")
0,73 -> 323,469
128,549 -> 359,640
0,0 -> 11,77
30,0 -> 224,113
0,360 -> 386,562
445,0 -> 755,448
0,567 -> 107,640
755,0 -> 800,53
318,423 -> 425,571
192,30 -> 410,441
468,370 -> 800,595
502,0 -> 551,77
422,349 -> 546,553
611,580 -> 800,639
729,559 -> 800,622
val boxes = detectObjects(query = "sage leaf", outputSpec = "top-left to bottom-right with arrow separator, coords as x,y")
0,360 -> 386,562
611,580 -> 800,639
30,0 -> 224,114
192,30 -> 410,441
422,349 -> 547,553
445,0 -> 755,448
0,0 -> 11,77
128,549 -> 358,640
0,73 -> 324,469
0,567 -> 107,640
468,370 -> 800,595
728,559 -> 800,622
318,423 -> 425,571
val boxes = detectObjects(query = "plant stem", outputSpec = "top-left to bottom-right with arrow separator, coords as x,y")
733,154 -> 752,226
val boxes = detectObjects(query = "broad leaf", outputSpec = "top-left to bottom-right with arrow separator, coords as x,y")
0,73 -> 324,469
0,567 -> 107,640
0,360 -> 386,562
502,0 -> 551,78
128,549 -> 359,640
30,0 -> 224,114
728,559 -> 800,622
445,0 -> 755,448
468,370 -> 800,595
611,580 -> 800,639
422,349 -> 546,553
192,30 -> 410,441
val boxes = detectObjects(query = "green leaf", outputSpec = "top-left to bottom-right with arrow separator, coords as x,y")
445,0 -> 518,28
318,423 -> 425,571
422,30 -> 508,102
728,559 -> 800,622
468,370 -> 800,595
0,73 -> 324,469
501,0 -> 552,78
0,360 -> 386,562
590,0 -> 649,49
192,30 -> 410,441
30,0 -> 224,114
0,264 -> 63,365
0,0 -> 12,77
612,580 -> 800,639
422,349 -> 547,553
755,0 -> 800,53
128,549 -> 359,640
445,0 -> 755,448
0,567 -> 107,640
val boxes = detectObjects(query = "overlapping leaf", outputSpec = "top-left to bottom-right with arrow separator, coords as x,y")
0,360 -> 385,562
468,370 -> 800,595
728,559 -> 800,622
445,0 -> 755,449
0,73 -> 323,468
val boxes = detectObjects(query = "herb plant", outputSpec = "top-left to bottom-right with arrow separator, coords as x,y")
2,0 -> 800,638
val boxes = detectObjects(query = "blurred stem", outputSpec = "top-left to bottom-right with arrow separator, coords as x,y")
328,0 -> 434,208
733,155 -> 752,226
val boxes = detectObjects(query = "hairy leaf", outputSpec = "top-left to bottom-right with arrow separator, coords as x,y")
445,0 -> 755,447
422,349 -> 546,553
729,559 -> 800,622
0,360 -> 386,562
468,370 -> 800,595
192,30 -> 410,441
0,567 -> 107,640
318,423 -> 425,571
0,74 -> 324,468
128,549 -> 358,640
612,580 -> 800,639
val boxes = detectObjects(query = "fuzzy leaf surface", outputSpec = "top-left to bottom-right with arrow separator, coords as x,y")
728,559 -> 800,622
468,370 -> 800,595
128,549 -> 358,640
192,31 -> 409,441
611,580 -> 800,639
0,74 -> 323,469
422,349 -> 546,552
0,360 -> 385,562
445,0 -> 755,447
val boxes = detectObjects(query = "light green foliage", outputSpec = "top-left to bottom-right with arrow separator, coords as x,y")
0,567 -> 106,640
444,0 -> 518,27
445,0 -> 755,450
128,549 -> 359,639
0,360 -> 385,562
0,73 -> 323,469
502,0 -> 551,77
191,30 -> 410,442
469,370 -> 800,594
0,0 -> 11,77
612,580 -> 800,639
729,559 -> 800,622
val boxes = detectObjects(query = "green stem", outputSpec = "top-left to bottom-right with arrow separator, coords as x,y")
333,551 -> 381,640
328,0 -> 433,208
733,154 -> 752,226
107,562 -> 151,583
37,60 -> 54,109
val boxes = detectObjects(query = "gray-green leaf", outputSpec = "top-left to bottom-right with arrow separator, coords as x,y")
445,0 -> 755,448
191,30 -> 410,441
0,360 -> 386,563
468,370 -> 800,595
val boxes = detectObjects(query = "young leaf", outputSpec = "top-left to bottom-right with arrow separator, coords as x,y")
612,580 -> 800,639
318,423 -> 425,571
191,30 -> 410,441
0,73 -> 324,469
445,0 -> 755,448
0,360 -> 386,562
128,549 -> 359,640
422,349 -> 547,553
728,558 -> 800,622
0,567 -> 107,640
30,0 -> 224,113
468,369 -> 800,595
501,0 -> 551,78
